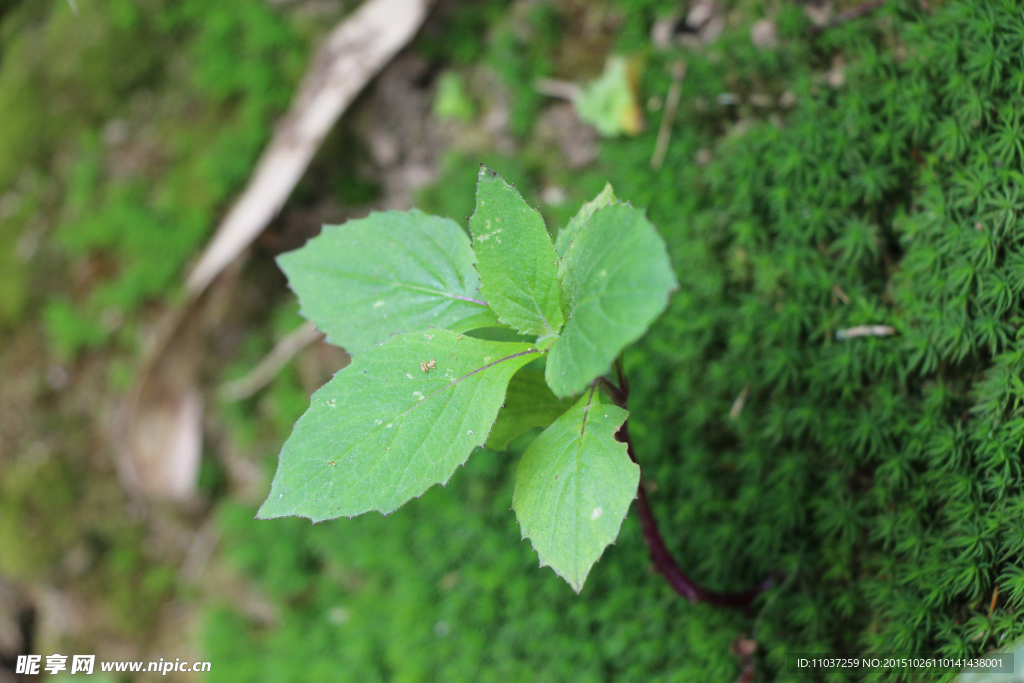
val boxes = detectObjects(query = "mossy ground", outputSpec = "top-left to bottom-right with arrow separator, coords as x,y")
207,1 -> 1024,681
4,0 -> 1024,680
0,0 -> 323,660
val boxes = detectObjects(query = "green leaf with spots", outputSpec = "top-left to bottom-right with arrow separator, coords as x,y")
486,368 -> 572,451
264,171 -> 677,594
257,329 -> 538,522
546,202 -> 678,397
512,389 -> 638,592
469,166 -> 565,339
278,209 -> 490,353
554,183 -> 616,258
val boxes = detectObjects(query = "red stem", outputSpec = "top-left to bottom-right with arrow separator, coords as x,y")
833,0 -> 887,23
605,363 -> 771,609
621,422 -> 769,608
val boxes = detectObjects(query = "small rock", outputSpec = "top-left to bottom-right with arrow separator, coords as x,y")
46,364 -> 69,392
750,18 -> 777,49
102,119 -> 130,146
803,0 -> 833,28
541,185 -> 567,206
699,15 -> 724,43
0,192 -> 21,220
826,56 -> 846,88
687,0 -> 717,29
651,14 -> 682,50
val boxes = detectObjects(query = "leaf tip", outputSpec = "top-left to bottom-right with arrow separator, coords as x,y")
255,498 -> 282,521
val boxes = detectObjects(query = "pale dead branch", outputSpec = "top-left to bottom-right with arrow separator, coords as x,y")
219,322 -> 326,402
533,78 -> 583,102
117,0 -> 435,503
186,0 -> 436,295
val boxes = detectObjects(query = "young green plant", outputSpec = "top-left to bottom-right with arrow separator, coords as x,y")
257,166 -> 678,592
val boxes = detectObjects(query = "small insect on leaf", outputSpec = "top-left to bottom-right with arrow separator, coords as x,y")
257,330 -> 537,521
262,165 -> 679,597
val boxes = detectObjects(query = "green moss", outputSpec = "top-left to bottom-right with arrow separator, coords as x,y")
417,0 -> 512,66
206,0 -> 1024,681
487,2 -> 561,136
208,451 -> 747,683
42,296 -> 109,362
0,0 -> 160,191
0,455 -> 78,580
599,0 -> 1024,678
0,0 -> 310,353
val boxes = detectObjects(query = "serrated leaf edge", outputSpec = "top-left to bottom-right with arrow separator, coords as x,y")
513,386 -> 637,592
470,165 -> 565,339
257,332 -> 540,522
277,209 -> 491,352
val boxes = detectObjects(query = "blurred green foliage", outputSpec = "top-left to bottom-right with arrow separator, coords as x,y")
0,0 -> 308,347
206,0 -> 1024,681
433,71 -> 477,122
208,449 -> 745,682
418,0 -> 511,66
0,454 -> 77,579
0,0 -> 313,641
4,0 -> 1022,679
488,1 -> 561,136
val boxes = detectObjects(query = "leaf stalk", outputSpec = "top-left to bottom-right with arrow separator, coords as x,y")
602,364 -> 774,609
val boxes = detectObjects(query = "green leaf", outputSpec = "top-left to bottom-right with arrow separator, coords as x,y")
258,329 -> 539,522
512,388 -> 638,592
574,56 -> 644,138
546,202 -> 678,397
486,369 -> 572,450
469,166 -> 565,338
554,183 -> 617,258
433,71 -> 475,122
446,308 -> 501,333
277,209 -> 489,353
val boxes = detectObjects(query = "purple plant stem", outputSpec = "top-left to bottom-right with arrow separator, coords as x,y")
833,0 -> 887,23
619,421 -> 770,608
605,364 -> 771,609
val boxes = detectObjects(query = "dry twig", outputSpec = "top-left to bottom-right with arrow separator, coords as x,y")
729,384 -> 750,420
186,0 -> 436,294
651,60 -> 687,170
533,78 -> 583,102
219,322 -> 326,402
117,0 -> 434,503
835,324 -> 896,340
